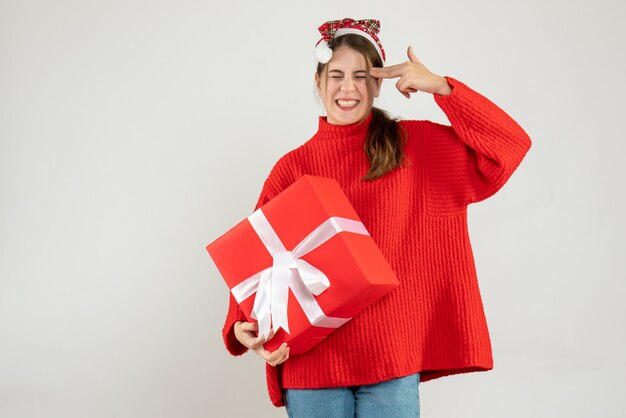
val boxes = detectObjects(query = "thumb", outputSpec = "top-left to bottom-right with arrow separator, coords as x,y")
407,46 -> 422,64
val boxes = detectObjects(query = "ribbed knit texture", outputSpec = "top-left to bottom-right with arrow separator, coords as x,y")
222,76 -> 532,407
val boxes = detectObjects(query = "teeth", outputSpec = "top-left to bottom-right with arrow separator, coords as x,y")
337,100 -> 358,107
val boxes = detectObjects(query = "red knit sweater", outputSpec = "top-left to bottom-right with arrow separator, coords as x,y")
221,76 -> 532,407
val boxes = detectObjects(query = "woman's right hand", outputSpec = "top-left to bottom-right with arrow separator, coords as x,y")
234,321 -> 290,367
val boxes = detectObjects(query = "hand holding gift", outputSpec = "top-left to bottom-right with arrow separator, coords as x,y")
234,321 -> 290,367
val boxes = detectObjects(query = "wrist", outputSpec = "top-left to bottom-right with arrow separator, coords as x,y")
435,76 -> 453,96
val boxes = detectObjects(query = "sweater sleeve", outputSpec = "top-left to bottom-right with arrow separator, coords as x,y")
221,176 -> 279,356
425,76 -> 532,213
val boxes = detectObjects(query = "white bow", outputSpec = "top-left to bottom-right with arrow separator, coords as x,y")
230,209 -> 369,343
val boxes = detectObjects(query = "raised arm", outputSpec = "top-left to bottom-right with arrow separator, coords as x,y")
370,47 -> 531,212
423,76 -> 532,211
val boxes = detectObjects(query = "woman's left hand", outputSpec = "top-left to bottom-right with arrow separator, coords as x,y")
369,46 -> 452,98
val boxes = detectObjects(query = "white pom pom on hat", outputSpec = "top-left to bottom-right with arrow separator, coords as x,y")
314,41 -> 333,64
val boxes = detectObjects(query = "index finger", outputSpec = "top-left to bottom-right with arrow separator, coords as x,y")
258,343 -> 289,364
370,64 -> 405,79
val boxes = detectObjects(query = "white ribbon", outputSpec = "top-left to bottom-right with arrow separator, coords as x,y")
230,208 -> 370,343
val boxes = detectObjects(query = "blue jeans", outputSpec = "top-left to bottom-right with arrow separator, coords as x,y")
284,372 -> 420,418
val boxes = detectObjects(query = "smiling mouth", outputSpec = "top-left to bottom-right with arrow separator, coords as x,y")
336,99 -> 360,110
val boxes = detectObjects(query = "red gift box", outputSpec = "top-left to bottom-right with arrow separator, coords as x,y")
206,174 -> 399,355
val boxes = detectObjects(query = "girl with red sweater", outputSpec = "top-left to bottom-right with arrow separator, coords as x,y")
222,18 -> 532,417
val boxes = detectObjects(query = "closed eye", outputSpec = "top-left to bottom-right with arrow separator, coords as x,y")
330,76 -> 367,79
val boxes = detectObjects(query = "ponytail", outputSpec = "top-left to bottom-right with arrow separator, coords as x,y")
362,107 -> 408,181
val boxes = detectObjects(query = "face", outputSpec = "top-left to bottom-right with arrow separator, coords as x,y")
315,46 -> 382,125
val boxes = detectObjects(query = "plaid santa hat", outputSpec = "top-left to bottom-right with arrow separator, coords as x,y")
314,18 -> 386,64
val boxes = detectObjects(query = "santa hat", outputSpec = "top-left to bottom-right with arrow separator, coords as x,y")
314,18 -> 386,64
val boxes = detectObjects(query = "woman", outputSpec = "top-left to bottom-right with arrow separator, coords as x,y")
222,18 -> 532,417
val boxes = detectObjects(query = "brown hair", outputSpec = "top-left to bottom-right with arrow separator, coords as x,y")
315,34 -> 408,181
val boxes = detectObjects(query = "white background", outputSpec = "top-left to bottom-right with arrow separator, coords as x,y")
1,0 -> 624,417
